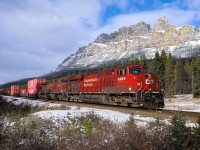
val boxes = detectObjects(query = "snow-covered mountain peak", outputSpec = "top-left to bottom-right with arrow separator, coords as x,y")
153,16 -> 173,31
51,16 -> 200,73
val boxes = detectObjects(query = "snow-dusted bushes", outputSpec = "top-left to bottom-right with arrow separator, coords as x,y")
0,112 -> 200,150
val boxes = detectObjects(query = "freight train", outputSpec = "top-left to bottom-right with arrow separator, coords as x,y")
2,65 -> 164,109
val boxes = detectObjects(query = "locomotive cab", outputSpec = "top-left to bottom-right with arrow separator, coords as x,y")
126,65 -> 164,108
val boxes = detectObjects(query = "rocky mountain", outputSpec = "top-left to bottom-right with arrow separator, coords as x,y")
53,16 -> 200,72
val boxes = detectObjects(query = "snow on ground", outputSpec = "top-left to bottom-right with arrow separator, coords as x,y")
32,108 -> 197,127
164,94 -> 200,111
1,95 -> 198,127
33,107 -> 159,127
1,96 -> 159,127
173,94 -> 193,99
2,95 -> 61,107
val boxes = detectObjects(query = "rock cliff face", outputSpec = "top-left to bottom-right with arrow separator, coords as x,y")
53,16 -> 200,72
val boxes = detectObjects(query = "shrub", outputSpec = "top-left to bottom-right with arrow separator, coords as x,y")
190,116 -> 200,149
193,88 -> 200,98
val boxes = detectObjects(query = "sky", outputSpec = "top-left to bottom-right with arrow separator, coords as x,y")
0,0 -> 200,84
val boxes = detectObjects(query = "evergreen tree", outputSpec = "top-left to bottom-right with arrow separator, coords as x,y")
182,59 -> 192,94
175,60 -> 186,94
124,58 -> 131,66
160,50 -> 167,64
191,58 -> 200,97
151,51 -> 160,76
103,63 -> 107,70
112,61 -> 118,68
139,54 -> 147,66
170,113 -> 190,150
165,53 -> 175,97
134,58 -> 140,65
190,116 -> 200,149
151,51 -> 165,89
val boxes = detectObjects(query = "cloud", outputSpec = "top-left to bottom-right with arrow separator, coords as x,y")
0,0 -> 102,84
184,0 -> 200,10
0,0 -> 199,85
94,8 -> 197,36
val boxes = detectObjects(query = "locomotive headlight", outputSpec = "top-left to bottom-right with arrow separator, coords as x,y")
137,82 -> 141,86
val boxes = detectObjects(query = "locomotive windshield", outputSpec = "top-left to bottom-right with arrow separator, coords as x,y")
129,68 -> 149,74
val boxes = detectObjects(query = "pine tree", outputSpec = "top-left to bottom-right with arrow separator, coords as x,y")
134,58 -> 140,65
165,53 -> 175,97
184,59 -> 192,94
151,51 -> 160,76
190,116 -> 200,149
175,60 -> 185,94
112,61 -> 118,68
103,63 -> 107,70
151,51 -> 165,89
170,113 -> 190,150
191,58 -> 200,97
139,54 -> 147,66
160,50 -> 167,64
124,58 -> 131,66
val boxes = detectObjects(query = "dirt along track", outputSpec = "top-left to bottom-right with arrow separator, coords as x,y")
40,99 -> 200,122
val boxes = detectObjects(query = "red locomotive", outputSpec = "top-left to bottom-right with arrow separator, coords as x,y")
7,65 -> 164,109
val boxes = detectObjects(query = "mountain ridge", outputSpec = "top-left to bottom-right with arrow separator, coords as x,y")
53,16 -> 200,73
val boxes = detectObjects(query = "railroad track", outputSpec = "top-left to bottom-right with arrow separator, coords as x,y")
43,100 -> 200,122
2,95 -> 199,122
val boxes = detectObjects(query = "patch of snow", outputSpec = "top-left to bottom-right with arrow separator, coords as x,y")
186,108 -> 200,112
173,102 -> 197,107
93,43 -> 107,47
2,96 -> 60,108
185,40 -> 200,45
164,94 -> 200,112
156,30 -> 165,33
34,106 -> 160,126
172,94 -> 194,99
175,27 -> 182,30
116,52 -> 127,60
34,107 -> 130,123
138,36 -> 149,39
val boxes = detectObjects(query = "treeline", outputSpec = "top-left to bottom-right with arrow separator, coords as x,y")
150,51 -> 200,98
